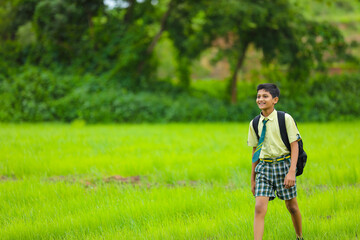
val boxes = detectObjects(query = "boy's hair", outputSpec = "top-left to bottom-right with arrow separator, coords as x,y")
257,83 -> 280,98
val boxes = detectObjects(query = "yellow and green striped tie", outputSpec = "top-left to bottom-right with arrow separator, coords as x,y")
252,119 -> 269,163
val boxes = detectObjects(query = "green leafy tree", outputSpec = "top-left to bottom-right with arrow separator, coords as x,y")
100,0 -> 160,89
203,0 -> 348,103
0,0 -> 38,73
33,0 -> 104,63
0,0 -> 37,41
0,0 -> 352,96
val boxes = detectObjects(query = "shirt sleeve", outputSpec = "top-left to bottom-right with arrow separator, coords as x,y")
285,113 -> 301,143
247,120 -> 259,147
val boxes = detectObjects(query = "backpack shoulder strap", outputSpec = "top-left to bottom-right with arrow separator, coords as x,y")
252,115 -> 261,140
277,111 -> 291,151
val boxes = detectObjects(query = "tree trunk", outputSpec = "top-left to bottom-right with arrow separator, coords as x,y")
230,41 -> 249,104
137,0 -> 176,73
124,0 -> 137,24
146,0 -> 175,54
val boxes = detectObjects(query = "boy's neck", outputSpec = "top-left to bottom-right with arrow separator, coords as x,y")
261,108 -> 275,118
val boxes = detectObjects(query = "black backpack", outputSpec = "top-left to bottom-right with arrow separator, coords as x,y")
252,111 -> 307,176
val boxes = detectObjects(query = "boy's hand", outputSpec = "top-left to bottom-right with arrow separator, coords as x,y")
251,180 -> 256,196
284,170 -> 296,189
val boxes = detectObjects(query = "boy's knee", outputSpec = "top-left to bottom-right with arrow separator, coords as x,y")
255,202 -> 267,216
285,201 -> 299,215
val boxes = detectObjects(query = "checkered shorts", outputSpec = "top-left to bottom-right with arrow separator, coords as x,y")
255,158 -> 297,201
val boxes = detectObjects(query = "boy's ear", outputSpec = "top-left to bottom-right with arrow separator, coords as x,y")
273,97 -> 279,105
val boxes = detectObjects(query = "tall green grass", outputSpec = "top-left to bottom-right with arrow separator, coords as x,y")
1,122 -> 359,185
0,122 -> 359,239
1,181 -> 359,239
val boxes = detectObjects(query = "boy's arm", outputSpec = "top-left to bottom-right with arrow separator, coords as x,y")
251,147 -> 258,196
284,140 -> 299,189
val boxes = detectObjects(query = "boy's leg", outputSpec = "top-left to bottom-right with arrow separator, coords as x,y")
285,197 -> 302,238
254,196 -> 269,240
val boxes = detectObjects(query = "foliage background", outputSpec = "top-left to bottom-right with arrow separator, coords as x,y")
0,0 -> 359,123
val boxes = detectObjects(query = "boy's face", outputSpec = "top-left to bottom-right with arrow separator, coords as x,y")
256,89 -> 278,111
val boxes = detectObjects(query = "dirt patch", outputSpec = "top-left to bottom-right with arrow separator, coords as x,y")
43,175 -> 207,189
103,175 -> 142,184
0,175 -> 17,181
44,175 -> 145,188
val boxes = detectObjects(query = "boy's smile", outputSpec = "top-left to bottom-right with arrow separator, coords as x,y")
256,89 -> 278,113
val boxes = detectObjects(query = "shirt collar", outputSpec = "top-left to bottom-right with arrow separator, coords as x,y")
260,109 -> 277,122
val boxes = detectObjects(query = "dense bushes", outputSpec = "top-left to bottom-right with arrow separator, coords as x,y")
277,74 -> 360,122
0,67 -> 359,123
0,67 -> 78,121
0,67 -> 250,123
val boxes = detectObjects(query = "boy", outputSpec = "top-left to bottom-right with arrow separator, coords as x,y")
248,83 -> 303,240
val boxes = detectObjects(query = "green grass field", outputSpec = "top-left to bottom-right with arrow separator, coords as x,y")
1,122 -> 359,239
